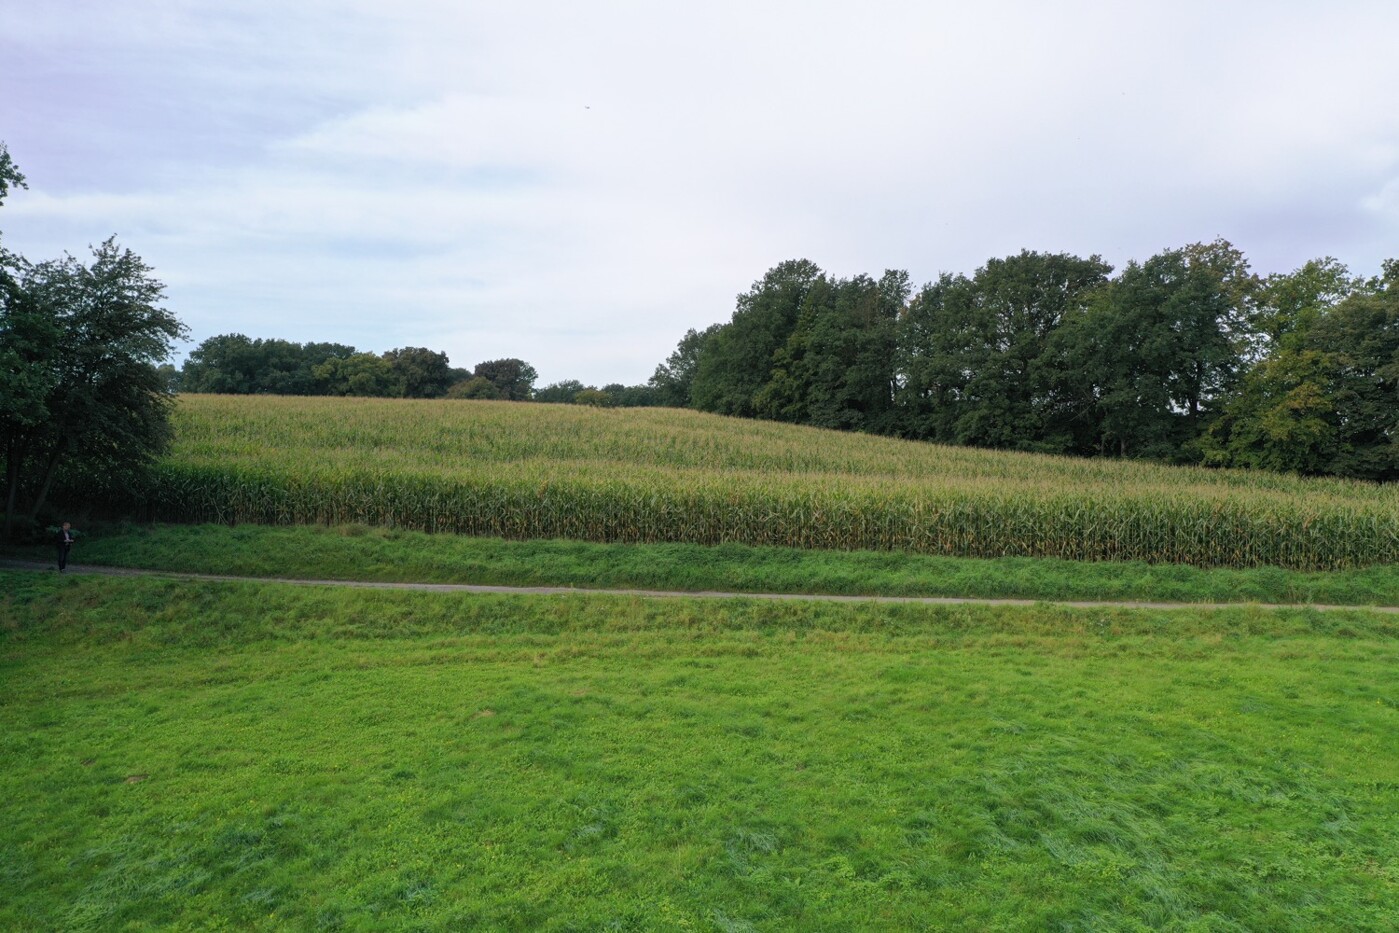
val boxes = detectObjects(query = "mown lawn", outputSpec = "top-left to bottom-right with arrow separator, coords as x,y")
2,571 -> 1396,930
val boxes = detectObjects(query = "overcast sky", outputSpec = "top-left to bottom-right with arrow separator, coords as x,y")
3,1 -> 1398,385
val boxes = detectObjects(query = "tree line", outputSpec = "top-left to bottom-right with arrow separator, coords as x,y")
7,127 -> 1394,541
174,336 -> 540,401
653,246 -> 1399,482
176,242 -> 1398,482
173,334 -> 666,407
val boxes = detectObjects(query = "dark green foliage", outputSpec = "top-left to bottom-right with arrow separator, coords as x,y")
180,336 -> 462,400
574,387 -> 614,407
763,270 -> 907,432
1,238 -> 186,536
2,145 -> 185,535
685,262 -> 905,430
1047,240 -> 1256,459
1252,256 -> 1359,346
179,334 -> 358,394
382,346 -> 453,398
650,324 -> 721,407
0,142 -> 23,207
154,363 -> 179,393
533,381 -> 661,408
534,379 -> 587,403
669,244 -> 1399,481
446,375 -> 501,400
900,251 -> 1111,450
893,270 -> 975,442
472,357 -> 538,400
1304,269 -> 1399,480
1203,260 -> 1398,480
690,259 -> 824,416
0,141 -> 25,270
1198,260 -> 1359,476
1202,346 -> 1339,474
600,382 -> 662,407
0,264 -> 58,444
315,351 -> 395,397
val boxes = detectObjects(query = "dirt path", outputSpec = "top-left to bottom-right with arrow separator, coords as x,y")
3,558 -> 1396,614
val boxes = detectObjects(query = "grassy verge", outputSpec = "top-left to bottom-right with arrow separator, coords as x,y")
8,521 -> 1399,606
3,570 -> 1396,929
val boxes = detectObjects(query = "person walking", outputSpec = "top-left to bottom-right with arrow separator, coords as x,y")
56,521 -> 75,572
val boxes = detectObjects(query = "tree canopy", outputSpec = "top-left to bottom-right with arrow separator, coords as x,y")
2,238 -> 186,536
23,114 -> 1386,495
471,358 -> 538,401
665,245 -> 1395,481
179,335 -> 357,395
176,338 -> 564,404
1,144 -> 190,536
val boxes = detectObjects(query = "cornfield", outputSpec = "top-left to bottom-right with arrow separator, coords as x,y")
80,395 -> 1399,570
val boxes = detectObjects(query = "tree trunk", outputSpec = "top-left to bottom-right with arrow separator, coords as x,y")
26,434 -> 68,522
2,438 -> 21,539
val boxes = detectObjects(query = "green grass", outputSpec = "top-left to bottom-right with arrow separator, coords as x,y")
9,521 -> 1399,607
3,570 -> 1396,930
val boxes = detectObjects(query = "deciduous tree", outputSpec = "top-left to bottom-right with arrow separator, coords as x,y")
384,347 -> 454,398
1048,240 -> 1255,458
900,252 -> 1110,450
314,352 -> 395,397
472,358 -> 537,400
534,380 -> 586,404
446,375 -> 501,400
690,259 -> 823,416
180,334 -> 357,394
1200,258 -> 1364,473
650,324 -> 720,407
2,238 -> 186,535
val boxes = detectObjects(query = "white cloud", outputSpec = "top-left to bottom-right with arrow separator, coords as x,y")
4,1 -> 1399,384
1363,178 -> 1399,217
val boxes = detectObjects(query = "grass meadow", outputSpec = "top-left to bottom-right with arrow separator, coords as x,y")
75,395 -> 1399,570
4,571 -> 1397,930
9,395 -> 1399,929
10,521 -> 1399,608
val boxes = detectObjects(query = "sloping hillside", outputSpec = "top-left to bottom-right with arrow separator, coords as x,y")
90,395 -> 1399,569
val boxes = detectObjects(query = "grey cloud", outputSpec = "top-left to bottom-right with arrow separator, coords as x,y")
3,1 -> 1398,385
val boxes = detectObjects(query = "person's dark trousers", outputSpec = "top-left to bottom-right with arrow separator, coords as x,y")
57,542 -> 71,572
